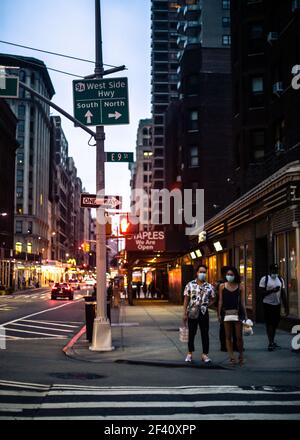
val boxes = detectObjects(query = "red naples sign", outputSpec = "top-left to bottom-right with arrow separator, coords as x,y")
126,231 -> 165,252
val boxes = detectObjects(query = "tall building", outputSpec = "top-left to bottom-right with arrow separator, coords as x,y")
165,0 -> 232,223
0,54 -> 55,264
0,100 -> 18,289
130,118 -> 153,230
49,116 -> 70,262
151,0 -> 231,191
151,0 -> 184,191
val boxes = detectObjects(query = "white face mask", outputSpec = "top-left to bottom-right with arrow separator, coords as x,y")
198,273 -> 206,281
226,275 -> 235,283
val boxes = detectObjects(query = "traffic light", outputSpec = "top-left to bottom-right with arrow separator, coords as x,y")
119,214 -> 138,236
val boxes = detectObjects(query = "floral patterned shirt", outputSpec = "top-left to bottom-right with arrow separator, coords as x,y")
184,279 -> 215,316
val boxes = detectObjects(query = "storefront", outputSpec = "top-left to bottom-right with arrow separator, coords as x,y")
189,162 -> 300,323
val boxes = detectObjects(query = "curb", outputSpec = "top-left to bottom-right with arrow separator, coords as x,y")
63,325 -> 86,354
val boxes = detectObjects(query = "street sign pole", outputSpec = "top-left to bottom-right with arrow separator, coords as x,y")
90,0 -> 113,352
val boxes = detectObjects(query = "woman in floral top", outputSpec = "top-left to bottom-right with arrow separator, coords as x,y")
183,264 -> 216,363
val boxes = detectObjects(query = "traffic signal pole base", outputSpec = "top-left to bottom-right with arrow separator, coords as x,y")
89,318 -> 114,352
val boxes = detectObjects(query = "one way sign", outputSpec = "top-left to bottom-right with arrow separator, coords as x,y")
80,194 -> 122,209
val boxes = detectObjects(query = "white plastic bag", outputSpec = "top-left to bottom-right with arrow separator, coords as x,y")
243,319 -> 254,336
179,325 -> 189,343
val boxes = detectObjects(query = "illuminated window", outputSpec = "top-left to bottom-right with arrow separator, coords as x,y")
27,243 -> 32,254
15,242 -> 22,253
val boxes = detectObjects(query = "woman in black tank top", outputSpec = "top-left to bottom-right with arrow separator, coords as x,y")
218,266 -> 247,365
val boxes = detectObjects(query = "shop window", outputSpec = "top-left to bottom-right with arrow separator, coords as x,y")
245,243 -> 253,306
208,255 -> 217,284
27,243 -> 32,254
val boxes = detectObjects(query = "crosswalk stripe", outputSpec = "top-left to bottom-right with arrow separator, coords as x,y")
4,327 -> 69,337
1,400 -> 298,410
9,323 -> 74,333
22,320 -> 80,328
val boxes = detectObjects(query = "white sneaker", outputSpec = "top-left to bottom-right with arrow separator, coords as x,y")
202,355 -> 212,363
185,354 -> 193,363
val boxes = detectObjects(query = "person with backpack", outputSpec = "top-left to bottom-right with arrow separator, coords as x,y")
259,263 -> 288,351
218,266 -> 247,366
183,264 -> 215,364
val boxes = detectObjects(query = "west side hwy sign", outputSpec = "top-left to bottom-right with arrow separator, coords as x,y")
81,194 -> 122,209
73,77 -> 129,126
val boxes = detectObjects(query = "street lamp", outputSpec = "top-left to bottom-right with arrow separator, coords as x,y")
0,213 -> 8,217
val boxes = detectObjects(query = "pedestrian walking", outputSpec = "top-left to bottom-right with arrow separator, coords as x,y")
183,264 -> 215,364
259,263 -> 288,352
142,282 -> 147,298
215,265 -> 237,352
218,266 -> 247,365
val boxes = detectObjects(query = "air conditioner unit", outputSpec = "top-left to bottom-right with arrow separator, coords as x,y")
292,0 -> 300,12
275,141 -> 285,154
267,32 -> 279,43
273,82 -> 283,94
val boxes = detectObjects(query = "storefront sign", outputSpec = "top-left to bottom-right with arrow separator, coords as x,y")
126,231 -> 165,252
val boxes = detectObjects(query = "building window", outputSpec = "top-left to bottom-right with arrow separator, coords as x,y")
27,242 -> 32,254
18,105 -> 26,119
222,35 -> 231,46
222,17 -> 231,27
251,130 -> 265,161
17,153 -> 24,164
15,242 -> 22,254
188,110 -> 199,131
17,169 -> 24,182
222,0 -> 230,10
16,205 -> 23,215
189,146 -> 199,167
16,186 -> 23,199
16,221 -> 23,234
249,23 -> 263,39
251,77 -> 264,94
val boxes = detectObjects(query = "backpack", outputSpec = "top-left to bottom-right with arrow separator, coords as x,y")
264,275 -> 284,289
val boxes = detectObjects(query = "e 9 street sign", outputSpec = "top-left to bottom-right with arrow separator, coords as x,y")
73,77 -> 129,126
105,152 -> 134,163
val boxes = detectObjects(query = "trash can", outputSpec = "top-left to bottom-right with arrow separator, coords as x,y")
84,296 -> 96,342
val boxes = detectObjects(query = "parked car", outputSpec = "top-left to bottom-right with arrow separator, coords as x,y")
68,279 -> 81,290
51,283 -> 74,300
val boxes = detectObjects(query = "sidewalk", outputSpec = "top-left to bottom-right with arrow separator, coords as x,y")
1,287 -> 49,296
64,303 -> 300,371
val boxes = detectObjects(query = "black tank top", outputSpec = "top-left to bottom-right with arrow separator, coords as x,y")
223,286 -> 240,310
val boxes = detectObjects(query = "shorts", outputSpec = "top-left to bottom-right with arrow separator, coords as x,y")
263,303 -> 281,327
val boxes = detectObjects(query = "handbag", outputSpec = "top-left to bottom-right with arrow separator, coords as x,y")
179,325 -> 189,343
224,309 -> 239,322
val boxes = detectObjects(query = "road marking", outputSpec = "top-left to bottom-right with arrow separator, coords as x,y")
1,400 -> 300,411
0,380 -> 50,389
22,320 -> 80,328
2,301 -> 80,327
4,327 -> 69,337
9,323 -> 74,333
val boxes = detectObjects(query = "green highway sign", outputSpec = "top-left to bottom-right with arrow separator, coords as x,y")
105,152 -> 134,163
73,77 -> 129,126
0,71 -> 19,98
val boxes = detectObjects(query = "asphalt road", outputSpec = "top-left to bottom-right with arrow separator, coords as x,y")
0,288 -> 299,420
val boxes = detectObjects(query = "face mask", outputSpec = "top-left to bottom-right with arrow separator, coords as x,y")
226,275 -> 235,283
198,273 -> 206,281
271,274 -> 278,279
